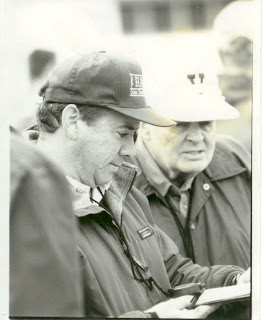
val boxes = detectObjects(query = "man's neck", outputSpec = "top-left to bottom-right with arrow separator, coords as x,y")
37,132 -> 78,180
152,156 -> 197,189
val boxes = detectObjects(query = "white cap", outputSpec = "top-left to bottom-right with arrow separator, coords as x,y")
148,71 -> 239,122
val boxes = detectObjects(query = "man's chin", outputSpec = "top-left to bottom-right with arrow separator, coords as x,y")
178,163 -> 207,175
94,173 -> 114,188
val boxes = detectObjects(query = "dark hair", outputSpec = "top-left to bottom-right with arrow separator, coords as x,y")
36,101 -> 107,133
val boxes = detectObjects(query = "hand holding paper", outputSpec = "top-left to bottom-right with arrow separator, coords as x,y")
146,269 -> 250,318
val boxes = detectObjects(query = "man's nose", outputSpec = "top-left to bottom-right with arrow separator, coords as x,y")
186,123 -> 204,143
119,139 -> 136,158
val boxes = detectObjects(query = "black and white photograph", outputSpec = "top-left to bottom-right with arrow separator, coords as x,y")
0,0 -> 261,319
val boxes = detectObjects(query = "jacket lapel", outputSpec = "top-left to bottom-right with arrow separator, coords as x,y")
102,162 -> 137,227
189,172 -> 214,221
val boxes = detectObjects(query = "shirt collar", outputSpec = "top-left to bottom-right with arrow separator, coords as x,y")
66,176 -> 111,211
179,176 -> 195,193
67,162 -> 137,225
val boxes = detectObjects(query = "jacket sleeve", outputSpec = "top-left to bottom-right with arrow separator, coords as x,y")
117,226 -> 244,318
131,185 -> 245,290
155,226 -> 244,289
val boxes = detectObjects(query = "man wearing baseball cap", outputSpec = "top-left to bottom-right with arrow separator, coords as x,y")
22,52 -> 250,318
133,71 -> 250,271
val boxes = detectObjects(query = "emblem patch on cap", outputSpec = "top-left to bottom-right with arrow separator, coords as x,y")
137,226 -> 153,240
187,73 -> 205,94
130,73 -> 144,96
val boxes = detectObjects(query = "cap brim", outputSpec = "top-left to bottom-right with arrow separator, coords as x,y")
106,105 -> 175,127
150,99 -> 240,122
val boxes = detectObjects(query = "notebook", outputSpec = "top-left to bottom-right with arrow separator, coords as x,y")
195,283 -> 250,307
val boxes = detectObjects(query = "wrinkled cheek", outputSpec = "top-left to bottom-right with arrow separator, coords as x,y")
94,166 -> 107,178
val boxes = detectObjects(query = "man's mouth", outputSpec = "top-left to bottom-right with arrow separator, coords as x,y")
183,150 -> 204,155
110,161 -> 123,168
109,161 -> 123,171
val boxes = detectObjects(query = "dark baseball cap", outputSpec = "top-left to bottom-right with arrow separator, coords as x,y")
39,51 -> 174,127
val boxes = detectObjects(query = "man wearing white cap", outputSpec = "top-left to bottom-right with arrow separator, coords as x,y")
134,72 -> 250,270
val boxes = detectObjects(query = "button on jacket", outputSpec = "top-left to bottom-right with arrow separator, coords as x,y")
133,135 -> 251,269
71,161 -> 244,318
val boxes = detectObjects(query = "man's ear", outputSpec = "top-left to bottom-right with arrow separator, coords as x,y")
61,104 -> 80,140
139,123 -> 153,142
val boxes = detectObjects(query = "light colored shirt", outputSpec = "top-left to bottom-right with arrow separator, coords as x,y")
167,178 -> 194,219
177,179 -> 194,218
66,176 -> 110,210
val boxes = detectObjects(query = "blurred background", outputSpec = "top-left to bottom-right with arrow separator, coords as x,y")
1,0 -> 256,151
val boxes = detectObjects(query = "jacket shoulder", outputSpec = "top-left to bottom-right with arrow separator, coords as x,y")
215,134 -> 251,171
10,132 -> 67,202
205,134 -> 251,181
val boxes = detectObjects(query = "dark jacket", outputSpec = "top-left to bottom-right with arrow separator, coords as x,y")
10,131 -> 84,317
133,135 -> 251,269
73,161 -> 244,318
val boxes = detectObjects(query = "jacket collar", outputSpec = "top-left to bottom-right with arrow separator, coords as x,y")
204,137 -> 247,181
134,135 -> 247,198
134,136 -> 172,198
74,161 -> 137,227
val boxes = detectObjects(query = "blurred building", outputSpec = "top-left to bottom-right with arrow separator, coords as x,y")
120,0 -> 235,33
